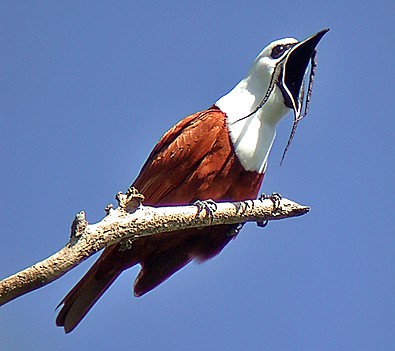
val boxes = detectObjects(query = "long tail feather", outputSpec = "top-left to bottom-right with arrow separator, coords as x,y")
56,263 -> 121,333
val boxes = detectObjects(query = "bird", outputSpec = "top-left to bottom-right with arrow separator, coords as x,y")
56,29 -> 329,333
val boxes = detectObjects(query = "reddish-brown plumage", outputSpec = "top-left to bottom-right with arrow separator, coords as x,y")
56,106 -> 264,332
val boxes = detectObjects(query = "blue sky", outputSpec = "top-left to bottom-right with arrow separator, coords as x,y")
1,1 -> 394,350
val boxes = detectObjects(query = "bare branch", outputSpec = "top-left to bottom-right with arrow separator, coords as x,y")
0,192 -> 309,306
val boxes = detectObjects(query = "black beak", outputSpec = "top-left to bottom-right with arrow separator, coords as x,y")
280,28 -> 329,117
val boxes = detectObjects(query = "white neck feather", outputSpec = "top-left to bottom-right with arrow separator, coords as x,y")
216,64 -> 290,173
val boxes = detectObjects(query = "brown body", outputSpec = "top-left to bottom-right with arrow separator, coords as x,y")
56,106 -> 264,332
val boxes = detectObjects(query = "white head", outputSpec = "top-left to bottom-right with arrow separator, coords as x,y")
216,29 -> 328,173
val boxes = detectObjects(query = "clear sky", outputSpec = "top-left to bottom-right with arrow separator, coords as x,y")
1,1 -> 394,350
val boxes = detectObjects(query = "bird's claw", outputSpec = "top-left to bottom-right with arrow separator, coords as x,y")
227,223 -> 244,236
259,192 -> 282,212
256,220 -> 269,228
256,192 -> 282,228
237,199 -> 254,214
194,199 -> 218,220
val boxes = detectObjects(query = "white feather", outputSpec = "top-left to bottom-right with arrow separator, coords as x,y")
216,38 -> 297,173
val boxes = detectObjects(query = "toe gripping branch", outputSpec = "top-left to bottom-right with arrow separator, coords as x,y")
194,199 -> 218,220
256,192 -> 283,228
194,199 -> 246,237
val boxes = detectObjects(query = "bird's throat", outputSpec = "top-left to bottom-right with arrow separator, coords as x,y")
216,79 -> 290,173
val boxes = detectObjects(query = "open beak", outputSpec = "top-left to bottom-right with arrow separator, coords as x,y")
280,28 -> 329,119
278,28 -> 329,165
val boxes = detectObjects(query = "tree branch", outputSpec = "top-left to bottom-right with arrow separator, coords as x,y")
0,188 -> 309,306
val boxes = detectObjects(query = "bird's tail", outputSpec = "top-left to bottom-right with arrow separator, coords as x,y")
56,255 -> 122,333
56,226 -> 236,332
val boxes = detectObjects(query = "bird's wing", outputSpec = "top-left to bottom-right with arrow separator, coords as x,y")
132,106 -> 228,205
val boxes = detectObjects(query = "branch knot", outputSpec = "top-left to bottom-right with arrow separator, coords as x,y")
116,186 -> 145,212
70,211 -> 88,243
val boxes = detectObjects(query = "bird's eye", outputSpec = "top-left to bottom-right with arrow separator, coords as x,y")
271,44 -> 294,59
271,45 -> 285,59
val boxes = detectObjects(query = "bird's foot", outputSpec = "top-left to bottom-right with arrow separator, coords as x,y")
256,192 -> 283,228
194,199 -> 218,220
259,192 -> 282,211
237,199 -> 255,214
